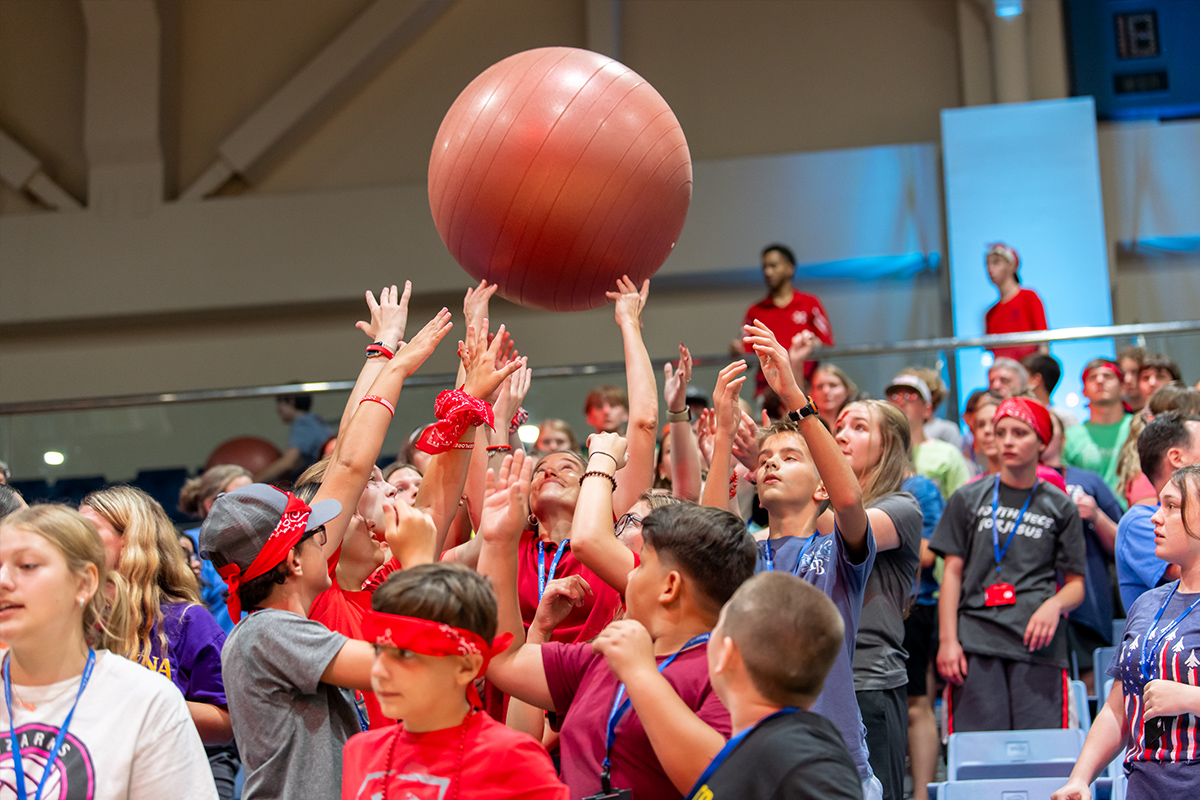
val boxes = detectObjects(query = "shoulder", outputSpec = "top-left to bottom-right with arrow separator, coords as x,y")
1118,504 -> 1156,532
1127,581 -> 1178,618
869,491 -> 922,521
345,725 -> 394,757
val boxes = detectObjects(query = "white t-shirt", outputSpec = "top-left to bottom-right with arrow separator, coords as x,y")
0,649 -> 216,800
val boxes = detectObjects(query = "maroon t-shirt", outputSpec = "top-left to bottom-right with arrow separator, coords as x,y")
542,640 -> 731,800
517,531 -> 625,643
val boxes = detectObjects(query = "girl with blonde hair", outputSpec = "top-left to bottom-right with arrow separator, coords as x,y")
1,504 -> 215,798
79,486 -> 233,749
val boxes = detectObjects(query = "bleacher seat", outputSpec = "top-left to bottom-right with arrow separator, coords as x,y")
1112,769 -> 1126,800
947,728 -> 1085,781
940,777 -> 1073,799
1071,680 -> 1091,733
135,467 -> 191,521
1094,646 -> 1117,683
1113,618 -> 1126,645
52,475 -> 107,506
9,478 -> 53,503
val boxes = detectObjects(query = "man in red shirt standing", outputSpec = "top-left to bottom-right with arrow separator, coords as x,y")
984,243 -> 1047,361
735,244 -> 834,396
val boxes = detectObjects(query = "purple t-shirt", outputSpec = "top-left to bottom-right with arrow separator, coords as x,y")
142,601 -> 227,706
541,641 -> 731,800
756,525 -> 877,781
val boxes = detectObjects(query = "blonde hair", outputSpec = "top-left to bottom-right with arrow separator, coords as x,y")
81,486 -> 201,661
839,400 -> 913,505
178,464 -> 252,519
1,505 -> 134,653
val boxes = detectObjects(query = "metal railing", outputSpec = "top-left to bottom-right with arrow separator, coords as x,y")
2,320 -> 1198,417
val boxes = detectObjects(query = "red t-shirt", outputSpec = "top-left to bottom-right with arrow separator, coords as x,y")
309,551 -> 391,730
985,288 -> 1047,361
542,640 -> 731,800
517,531 -> 626,644
742,290 -> 834,393
341,709 -> 568,800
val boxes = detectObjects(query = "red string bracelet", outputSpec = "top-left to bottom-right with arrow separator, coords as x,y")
366,342 -> 395,360
486,444 -> 513,454
360,394 -> 395,417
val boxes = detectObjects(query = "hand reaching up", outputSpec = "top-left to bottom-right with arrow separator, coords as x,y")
713,361 -> 749,438
477,449 -> 533,545
695,408 -> 716,468
463,279 -> 498,331
493,362 -> 533,433
356,281 -> 412,350
743,319 -> 806,409
394,308 -> 453,376
606,275 -> 649,329
586,432 -> 629,472
383,497 -> 437,567
460,318 -> 525,401
732,410 -> 762,472
663,344 -> 692,413
788,330 -> 818,375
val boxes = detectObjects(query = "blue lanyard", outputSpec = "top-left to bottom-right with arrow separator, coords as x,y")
601,633 -> 711,791
1139,583 -> 1200,683
5,649 -> 96,800
763,534 -> 820,576
537,540 -> 569,600
991,477 -> 1038,574
684,706 -> 800,799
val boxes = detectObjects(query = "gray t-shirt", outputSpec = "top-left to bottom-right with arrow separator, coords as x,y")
853,491 -> 924,691
222,609 -> 360,800
930,476 -> 1086,668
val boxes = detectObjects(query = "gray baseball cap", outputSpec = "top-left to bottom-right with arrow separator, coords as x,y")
199,483 -> 341,572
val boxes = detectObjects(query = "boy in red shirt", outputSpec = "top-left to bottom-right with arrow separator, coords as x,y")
342,562 -> 568,800
984,243 -> 1047,361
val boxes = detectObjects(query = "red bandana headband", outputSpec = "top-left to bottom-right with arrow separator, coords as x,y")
361,611 -> 514,677
416,388 -> 495,454
216,491 -> 312,623
1083,362 -> 1124,384
994,397 -> 1052,445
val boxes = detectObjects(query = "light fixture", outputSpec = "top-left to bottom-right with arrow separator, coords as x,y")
518,424 -> 540,445
1065,393 -> 1080,408
980,352 -> 995,368
43,451 -> 65,466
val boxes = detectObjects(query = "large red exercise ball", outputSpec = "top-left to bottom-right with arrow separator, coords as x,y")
206,437 -> 281,476
429,47 -> 692,312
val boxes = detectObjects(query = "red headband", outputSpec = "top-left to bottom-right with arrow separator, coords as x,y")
1083,362 -> 1124,384
416,389 -> 495,454
216,491 -> 312,623
361,611 -> 513,676
994,397 -> 1052,445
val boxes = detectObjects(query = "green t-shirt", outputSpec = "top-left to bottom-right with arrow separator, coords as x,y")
1062,414 -> 1132,507
913,438 -> 971,500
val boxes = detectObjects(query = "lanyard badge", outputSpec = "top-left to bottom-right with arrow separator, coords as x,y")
587,634 -> 711,800
537,539 -> 569,600
763,534 -> 820,576
986,477 -> 1037,607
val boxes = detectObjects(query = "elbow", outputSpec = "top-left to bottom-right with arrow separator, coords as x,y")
830,486 -> 864,514
629,413 -> 659,435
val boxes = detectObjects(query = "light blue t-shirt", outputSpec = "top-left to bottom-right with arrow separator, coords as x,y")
1116,504 -> 1168,611
756,525 -> 877,782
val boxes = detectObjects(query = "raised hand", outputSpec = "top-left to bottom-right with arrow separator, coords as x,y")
606,275 -> 649,330
713,361 -> 748,438
732,410 -> 761,472
460,318 -> 525,401
586,432 -> 629,471
477,449 -> 533,545
493,362 -> 533,432
356,281 -> 412,350
463,279 -> 498,331
532,575 -> 593,639
394,308 -> 453,376
695,408 -> 716,467
788,330 -> 818,375
743,319 -> 806,409
382,497 -> 436,566
663,343 -> 692,413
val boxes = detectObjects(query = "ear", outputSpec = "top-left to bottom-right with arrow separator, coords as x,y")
1167,446 -> 1185,471
76,562 -> 99,607
285,546 -> 305,578
813,482 -> 830,504
455,654 -> 484,686
658,569 -> 683,605
711,635 -> 736,677
203,496 -> 215,516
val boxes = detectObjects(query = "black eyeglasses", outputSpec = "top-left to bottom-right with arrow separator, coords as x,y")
301,526 -> 327,547
615,513 -> 643,538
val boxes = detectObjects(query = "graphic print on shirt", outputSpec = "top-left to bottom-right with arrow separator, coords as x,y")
0,723 -> 96,799
1119,629 -> 1200,763
971,501 -> 1056,541
797,538 -> 833,578
349,768 -> 451,800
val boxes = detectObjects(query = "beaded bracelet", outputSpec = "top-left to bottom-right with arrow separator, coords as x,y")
581,471 -> 617,492
729,471 -> 739,498
360,394 -> 395,417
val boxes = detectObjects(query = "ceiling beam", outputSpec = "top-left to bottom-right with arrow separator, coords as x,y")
0,128 -> 83,211
180,0 -> 454,201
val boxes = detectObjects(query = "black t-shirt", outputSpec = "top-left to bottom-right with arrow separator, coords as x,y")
929,476 -> 1086,667
693,710 -> 862,800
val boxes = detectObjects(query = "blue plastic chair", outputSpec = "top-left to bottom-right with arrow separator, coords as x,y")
1093,646 -> 1117,683
1113,618 -> 1126,646
947,728 -> 1085,781
1111,768 -> 1127,800
941,777 -> 1075,799
1071,679 -> 1092,734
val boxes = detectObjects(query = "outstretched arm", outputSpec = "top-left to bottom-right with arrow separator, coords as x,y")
473,450 -> 556,710
314,307 -> 453,560
744,319 -> 868,559
608,277 -> 658,515
700,362 -> 748,511
570,433 -> 637,594
663,345 -> 702,501
340,282 -> 411,438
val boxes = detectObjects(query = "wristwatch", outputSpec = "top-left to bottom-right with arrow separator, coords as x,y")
787,396 -> 819,422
